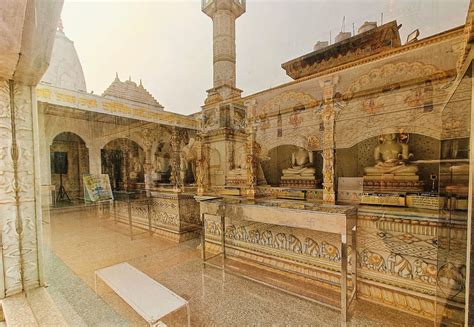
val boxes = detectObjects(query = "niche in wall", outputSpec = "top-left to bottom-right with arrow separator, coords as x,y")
335,133 -> 441,191
261,145 -> 322,186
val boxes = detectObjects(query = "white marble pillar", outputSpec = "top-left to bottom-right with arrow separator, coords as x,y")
0,0 -> 63,297
88,145 -> 102,175
202,0 -> 245,101
319,77 -> 339,205
170,127 -> 182,189
245,121 -> 257,199
144,147 -> 153,196
0,81 -> 44,296
37,104 -> 54,208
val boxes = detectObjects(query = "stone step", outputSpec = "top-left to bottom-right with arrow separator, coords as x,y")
1,288 -> 67,326
1,293 -> 37,326
26,287 -> 68,326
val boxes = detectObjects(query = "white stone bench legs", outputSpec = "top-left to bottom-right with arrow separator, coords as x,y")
95,262 -> 190,326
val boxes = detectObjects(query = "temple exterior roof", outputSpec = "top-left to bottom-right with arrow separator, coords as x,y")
40,20 -> 87,92
281,20 -> 401,80
102,75 -> 164,110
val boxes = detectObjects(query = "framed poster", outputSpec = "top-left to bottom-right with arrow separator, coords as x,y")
83,174 -> 114,203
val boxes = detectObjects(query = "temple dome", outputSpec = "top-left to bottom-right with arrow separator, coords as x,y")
102,75 -> 164,110
40,20 -> 87,92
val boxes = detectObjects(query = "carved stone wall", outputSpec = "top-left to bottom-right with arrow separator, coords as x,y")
0,80 -> 43,297
204,205 -> 467,323
113,192 -> 201,242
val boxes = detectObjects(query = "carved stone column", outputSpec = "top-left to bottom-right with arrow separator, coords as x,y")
170,127 -> 182,190
0,81 -> 43,296
245,120 -> 258,199
195,134 -> 208,196
119,142 -> 130,191
202,0 -> 245,102
0,0 -> 62,298
141,129 -> 154,196
321,105 -> 336,204
320,77 -> 339,205
88,144 -> 102,175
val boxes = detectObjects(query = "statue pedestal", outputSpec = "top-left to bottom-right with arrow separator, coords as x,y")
363,174 -> 423,192
226,175 -> 246,186
280,177 -> 320,189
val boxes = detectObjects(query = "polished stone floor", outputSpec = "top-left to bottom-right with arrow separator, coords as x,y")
42,206 -> 432,326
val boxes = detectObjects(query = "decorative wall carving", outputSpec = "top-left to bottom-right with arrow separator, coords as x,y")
258,91 -> 318,117
0,81 -> 42,297
343,62 -> 448,100
203,206 -> 467,323
114,195 -> 200,238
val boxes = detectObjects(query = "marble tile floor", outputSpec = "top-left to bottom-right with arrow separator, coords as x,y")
42,206 -> 433,326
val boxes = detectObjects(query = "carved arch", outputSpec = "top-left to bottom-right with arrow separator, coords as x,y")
258,91 -> 319,115
258,133 -> 322,153
335,125 -> 441,149
97,133 -> 146,151
47,126 -> 93,148
343,61 -> 448,99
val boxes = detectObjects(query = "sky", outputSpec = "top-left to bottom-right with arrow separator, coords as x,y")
61,0 -> 469,115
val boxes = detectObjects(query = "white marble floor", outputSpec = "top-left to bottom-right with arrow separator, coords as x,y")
42,206 -> 432,326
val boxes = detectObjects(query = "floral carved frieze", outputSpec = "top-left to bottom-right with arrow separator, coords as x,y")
257,91 -> 319,117
343,61 -> 448,99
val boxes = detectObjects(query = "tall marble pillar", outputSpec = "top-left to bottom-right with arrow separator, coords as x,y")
170,127 -> 182,190
319,77 -> 339,205
0,0 -> 63,297
202,0 -> 245,102
245,121 -> 257,199
88,145 -> 102,175
0,81 -> 44,295
201,0 -> 247,191
195,133 -> 207,196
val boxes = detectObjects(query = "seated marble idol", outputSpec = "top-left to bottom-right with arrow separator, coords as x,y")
364,133 -> 418,176
282,147 -> 316,178
363,133 -> 423,192
280,147 -> 318,188
227,149 -> 247,181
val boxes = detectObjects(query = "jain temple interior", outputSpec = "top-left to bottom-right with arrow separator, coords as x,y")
1,0 -> 474,326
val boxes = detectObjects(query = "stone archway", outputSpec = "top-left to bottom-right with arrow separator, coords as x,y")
101,138 -> 145,191
50,132 -> 90,202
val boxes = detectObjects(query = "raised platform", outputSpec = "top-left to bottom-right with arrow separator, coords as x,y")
112,191 -> 201,242
363,180 -> 424,192
280,178 -> 320,189
198,196 -> 467,324
225,178 -> 246,186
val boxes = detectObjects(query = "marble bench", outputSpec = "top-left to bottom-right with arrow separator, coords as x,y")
94,262 -> 190,326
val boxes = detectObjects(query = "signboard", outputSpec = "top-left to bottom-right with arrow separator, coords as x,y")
83,174 -> 114,203
36,85 -> 198,129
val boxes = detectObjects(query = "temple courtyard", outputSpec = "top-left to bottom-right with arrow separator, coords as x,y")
0,0 -> 473,325
43,206 -> 431,326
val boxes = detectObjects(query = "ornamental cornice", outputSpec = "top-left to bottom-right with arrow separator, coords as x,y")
237,27 -> 463,104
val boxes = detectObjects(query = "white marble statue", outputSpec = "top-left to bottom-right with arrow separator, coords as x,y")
364,133 -> 418,176
282,147 -> 316,178
129,156 -> 142,180
152,157 -> 166,181
227,145 -> 247,180
181,137 -> 198,184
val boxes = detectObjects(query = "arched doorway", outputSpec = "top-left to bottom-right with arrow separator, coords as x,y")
50,132 -> 90,202
101,138 -> 145,191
